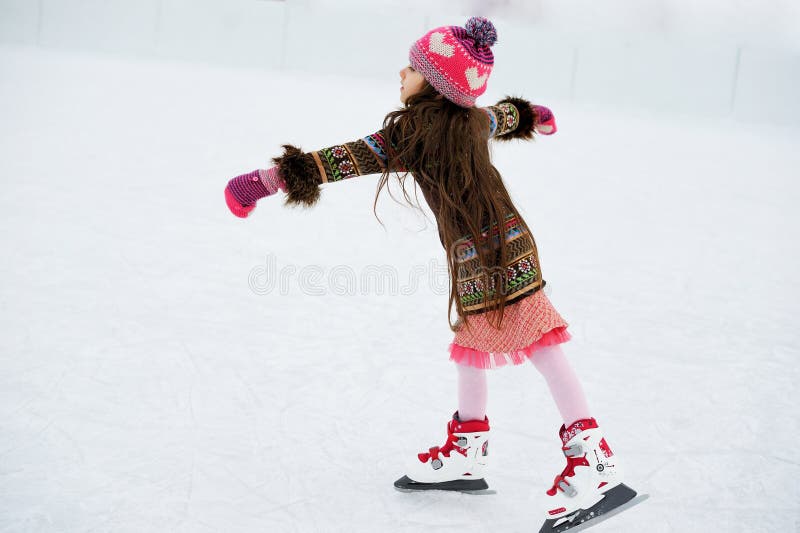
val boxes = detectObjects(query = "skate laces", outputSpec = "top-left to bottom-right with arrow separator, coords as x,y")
547,443 -> 590,497
417,420 -> 468,464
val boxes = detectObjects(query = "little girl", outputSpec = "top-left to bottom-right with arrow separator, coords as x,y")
225,17 -> 639,532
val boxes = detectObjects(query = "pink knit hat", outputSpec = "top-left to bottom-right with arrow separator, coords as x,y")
409,17 -> 498,108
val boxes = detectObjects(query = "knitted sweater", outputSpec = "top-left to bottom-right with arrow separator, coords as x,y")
271,96 -> 544,314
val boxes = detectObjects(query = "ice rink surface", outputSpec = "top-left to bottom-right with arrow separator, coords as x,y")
1,45 -> 798,532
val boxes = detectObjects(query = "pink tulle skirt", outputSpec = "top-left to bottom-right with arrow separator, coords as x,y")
449,290 -> 571,369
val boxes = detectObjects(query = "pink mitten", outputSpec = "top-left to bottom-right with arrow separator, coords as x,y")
532,104 -> 557,135
224,167 -> 286,218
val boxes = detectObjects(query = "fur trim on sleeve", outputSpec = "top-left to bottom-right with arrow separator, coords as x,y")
272,144 -> 322,207
494,96 -> 536,142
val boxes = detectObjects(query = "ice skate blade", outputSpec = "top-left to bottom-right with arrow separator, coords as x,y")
393,475 -> 492,494
538,483 -> 648,532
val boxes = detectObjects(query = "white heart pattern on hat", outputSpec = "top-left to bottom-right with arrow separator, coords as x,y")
428,32 -> 455,58
465,67 -> 488,90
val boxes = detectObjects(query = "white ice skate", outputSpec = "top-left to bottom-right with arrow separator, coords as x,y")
539,418 -> 640,532
394,411 -> 490,492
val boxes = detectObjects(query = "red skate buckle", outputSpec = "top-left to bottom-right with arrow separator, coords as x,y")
549,507 -> 566,516
599,437 -> 614,458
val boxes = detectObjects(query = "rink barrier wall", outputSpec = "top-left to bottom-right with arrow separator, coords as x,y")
0,0 -> 798,125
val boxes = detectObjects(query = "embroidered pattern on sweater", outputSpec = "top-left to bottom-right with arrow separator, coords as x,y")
485,101 -> 520,137
311,138 -> 386,183
453,213 -> 543,312
482,107 -> 498,138
363,132 -> 388,164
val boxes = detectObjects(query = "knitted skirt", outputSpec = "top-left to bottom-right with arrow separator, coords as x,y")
449,290 -> 571,369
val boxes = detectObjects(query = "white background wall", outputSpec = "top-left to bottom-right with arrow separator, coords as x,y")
1,0 -> 799,125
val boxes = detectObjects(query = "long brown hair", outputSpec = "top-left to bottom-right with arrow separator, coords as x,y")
373,82 -> 532,332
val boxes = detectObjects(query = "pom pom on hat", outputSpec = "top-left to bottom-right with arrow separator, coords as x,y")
465,16 -> 497,48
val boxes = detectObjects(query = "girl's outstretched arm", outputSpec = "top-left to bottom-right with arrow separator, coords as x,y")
224,130 -> 388,217
480,97 -> 557,140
